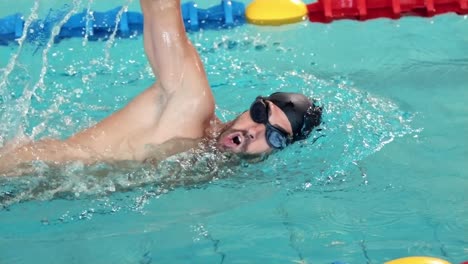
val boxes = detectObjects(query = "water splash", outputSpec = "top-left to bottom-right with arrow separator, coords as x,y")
0,25 -> 418,218
81,0 -> 94,47
0,1 -> 84,145
0,1 -> 40,98
23,0 -> 82,116
103,1 -> 133,70
0,141 -> 241,208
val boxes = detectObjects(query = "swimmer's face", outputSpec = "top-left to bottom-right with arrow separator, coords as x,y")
217,100 -> 293,155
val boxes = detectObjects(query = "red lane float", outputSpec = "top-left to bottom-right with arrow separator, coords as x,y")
307,0 -> 468,22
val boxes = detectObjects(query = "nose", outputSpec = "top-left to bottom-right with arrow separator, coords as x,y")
246,123 -> 265,141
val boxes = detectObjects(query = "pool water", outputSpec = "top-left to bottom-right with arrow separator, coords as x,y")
1,1 -> 467,263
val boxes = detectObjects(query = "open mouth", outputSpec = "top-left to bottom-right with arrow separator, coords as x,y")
221,131 -> 245,151
232,134 -> 242,145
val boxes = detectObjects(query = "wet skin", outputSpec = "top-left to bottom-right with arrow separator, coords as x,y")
217,101 -> 293,154
0,0 -> 295,176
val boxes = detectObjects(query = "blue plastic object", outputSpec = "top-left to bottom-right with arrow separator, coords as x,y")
182,0 -> 245,31
56,7 -> 144,41
0,13 -> 24,45
0,1 -> 245,46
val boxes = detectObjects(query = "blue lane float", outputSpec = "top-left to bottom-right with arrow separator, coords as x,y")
55,7 -> 144,41
181,0 -> 245,31
0,13 -> 24,45
0,0 -> 245,46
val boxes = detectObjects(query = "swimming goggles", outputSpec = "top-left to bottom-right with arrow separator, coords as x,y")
250,97 -> 292,149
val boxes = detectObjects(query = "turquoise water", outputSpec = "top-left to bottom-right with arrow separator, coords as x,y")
1,1 -> 467,263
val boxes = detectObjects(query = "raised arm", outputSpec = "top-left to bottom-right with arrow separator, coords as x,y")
1,1 -> 215,177
140,0 -> 208,95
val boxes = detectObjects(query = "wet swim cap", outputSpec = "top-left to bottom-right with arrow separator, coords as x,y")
265,92 -> 322,142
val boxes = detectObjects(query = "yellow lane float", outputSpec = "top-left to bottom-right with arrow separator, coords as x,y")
246,0 -> 307,26
385,256 -> 452,264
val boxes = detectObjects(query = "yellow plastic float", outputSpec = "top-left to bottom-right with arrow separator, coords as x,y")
385,256 -> 452,264
246,0 -> 308,26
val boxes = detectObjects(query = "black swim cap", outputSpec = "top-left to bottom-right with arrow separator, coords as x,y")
265,92 -> 322,142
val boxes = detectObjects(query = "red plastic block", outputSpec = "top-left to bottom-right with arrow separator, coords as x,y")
307,0 -> 468,22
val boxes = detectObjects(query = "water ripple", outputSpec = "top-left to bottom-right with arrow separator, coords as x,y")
0,29 -> 418,218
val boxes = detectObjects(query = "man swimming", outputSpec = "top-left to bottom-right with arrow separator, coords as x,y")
0,0 -> 322,176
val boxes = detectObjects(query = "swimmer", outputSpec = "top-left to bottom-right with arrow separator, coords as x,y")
0,0 -> 322,177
